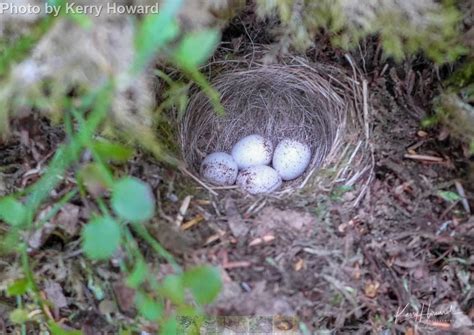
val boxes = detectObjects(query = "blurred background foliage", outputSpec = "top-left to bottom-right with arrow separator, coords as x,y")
256,0 -> 467,62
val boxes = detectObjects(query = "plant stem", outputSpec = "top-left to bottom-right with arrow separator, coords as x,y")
130,223 -> 181,273
25,84 -> 113,224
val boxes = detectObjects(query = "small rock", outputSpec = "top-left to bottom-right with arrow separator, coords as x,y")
99,300 -> 117,315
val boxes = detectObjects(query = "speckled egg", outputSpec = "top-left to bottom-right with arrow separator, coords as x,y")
236,165 -> 282,194
200,152 -> 238,186
272,139 -> 312,181
231,134 -> 273,169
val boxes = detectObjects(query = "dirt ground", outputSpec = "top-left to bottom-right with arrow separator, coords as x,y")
0,12 -> 473,335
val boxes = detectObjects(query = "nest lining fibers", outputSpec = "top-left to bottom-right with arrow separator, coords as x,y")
179,53 -> 372,199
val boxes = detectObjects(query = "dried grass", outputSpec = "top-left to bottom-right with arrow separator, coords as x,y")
179,48 -> 373,200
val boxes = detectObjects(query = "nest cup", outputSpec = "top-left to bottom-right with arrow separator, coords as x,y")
180,54 -> 371,198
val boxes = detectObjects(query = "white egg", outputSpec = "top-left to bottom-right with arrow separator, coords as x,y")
272,139 -> 312,181
231,134 -> 273,169
200,152 -> 238,186
236,165 -> 282,194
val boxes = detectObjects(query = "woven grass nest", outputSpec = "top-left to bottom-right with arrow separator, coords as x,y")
179,52 -> 373,202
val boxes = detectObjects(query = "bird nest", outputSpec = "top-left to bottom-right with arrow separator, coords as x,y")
179,53 -> 373,203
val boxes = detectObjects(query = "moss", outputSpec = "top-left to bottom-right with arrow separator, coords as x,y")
256,0 -> 466,63
154,112 -> 181,156
446,59 -> 474,89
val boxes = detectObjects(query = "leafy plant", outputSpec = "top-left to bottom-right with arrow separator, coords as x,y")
0,0 -> 223,333
437,190 -> 462,203
82,216 -> 122,260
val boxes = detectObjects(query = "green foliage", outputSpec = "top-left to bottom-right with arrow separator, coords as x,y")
9,308 -> 29,324
135,291 -> 164,321
161,274 -> 185,305
82,217 -> 122,260
437,190 -> 462,203
126,259 -> 148,289
433,59 -> 474,151
25,85 -> 113,217
256,0 -> 465,63
133,0 -> 182,72
175,29 -> 221,69
160,316 -> 179,335
446,61 -> 474,89
0,197 -> 27,227
429,88 -> 474,152
183,266 -> 222,304
0,0 -> 225,332
91,140 -> 134,162
48,322 -> 83,335
111,177 -> 156,223
6,278 -> 31,296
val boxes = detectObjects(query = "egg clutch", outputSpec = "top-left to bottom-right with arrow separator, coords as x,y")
200,134 -> 312,194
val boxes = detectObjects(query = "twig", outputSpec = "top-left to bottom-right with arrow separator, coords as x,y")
174,195 -> 192,227
404,154 -> 443,162
454,180 -> 470,214
181,214 -> 204,230
363,79 -> 370,140
180,167 -> 218,196
223,261 -> 251,269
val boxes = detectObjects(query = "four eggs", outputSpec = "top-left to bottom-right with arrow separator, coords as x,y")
200,134 -> 312,194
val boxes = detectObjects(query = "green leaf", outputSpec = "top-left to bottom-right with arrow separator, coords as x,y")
0,197 -> 27,227
9,309 -> 29,324
160,274 -> 185,304
48,321 -> 83,335
421,115 -> 439,128
437,190 -> 462,203
160,316 -> 178,335
82,217 -> 121,260
135,291 -> 163,321
111,177 -> 155,223
126,259 -> 148,288
183,266 -> 221,305
6,278 -> 31,296
0,229 -> 21,253
176,304 -> 200,317
175,29 -> 220,69
91,140 -> 134,162
133,0 -> 183,72
119,328 -> 133,335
